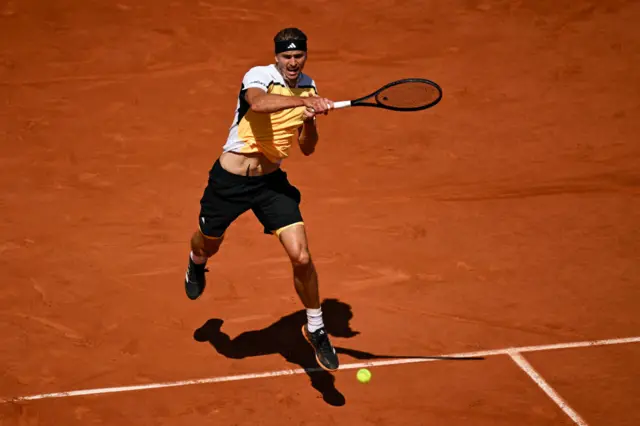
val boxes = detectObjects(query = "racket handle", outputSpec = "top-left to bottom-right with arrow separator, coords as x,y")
332,101 -> 351,110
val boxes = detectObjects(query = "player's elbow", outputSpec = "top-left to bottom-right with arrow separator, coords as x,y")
247,95 -> 269,113
250,103 -> 267,113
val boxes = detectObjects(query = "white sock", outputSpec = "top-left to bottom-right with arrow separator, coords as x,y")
190,251 -> 208,265
306,308 -> 324,333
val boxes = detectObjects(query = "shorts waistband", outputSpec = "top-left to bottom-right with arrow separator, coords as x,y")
211,159 -> 283,183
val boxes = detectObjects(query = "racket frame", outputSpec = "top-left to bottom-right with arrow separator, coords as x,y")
332,78 -> 442,111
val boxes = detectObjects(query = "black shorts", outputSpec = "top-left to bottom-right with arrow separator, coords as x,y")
198,159 -> 303,238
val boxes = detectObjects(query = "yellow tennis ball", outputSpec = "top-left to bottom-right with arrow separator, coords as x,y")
356,368 -> 372,383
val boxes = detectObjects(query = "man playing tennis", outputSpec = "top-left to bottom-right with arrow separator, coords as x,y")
184,28 -> 339,372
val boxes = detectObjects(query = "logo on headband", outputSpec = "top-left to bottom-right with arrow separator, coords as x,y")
275,39 -> 307,54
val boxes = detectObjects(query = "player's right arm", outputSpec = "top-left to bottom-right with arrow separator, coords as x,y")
245,88 -> 301,112
241,67 -> 332,114
245,89 -> 333,114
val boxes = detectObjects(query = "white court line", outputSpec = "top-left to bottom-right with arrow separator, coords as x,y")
2,335 -> 639,403
510,352 -> 588,426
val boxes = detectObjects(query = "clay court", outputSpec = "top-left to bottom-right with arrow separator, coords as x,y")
1,0 -> 639,424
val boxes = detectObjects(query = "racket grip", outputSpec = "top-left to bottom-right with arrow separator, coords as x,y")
332,101 -> 351,110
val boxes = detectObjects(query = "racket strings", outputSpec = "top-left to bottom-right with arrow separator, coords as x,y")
376,82 -> 441,109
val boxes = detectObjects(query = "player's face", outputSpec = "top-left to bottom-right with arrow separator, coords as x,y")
275,50 -> 307,84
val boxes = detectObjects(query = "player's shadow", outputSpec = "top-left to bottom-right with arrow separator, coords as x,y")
194,298 -> 483,406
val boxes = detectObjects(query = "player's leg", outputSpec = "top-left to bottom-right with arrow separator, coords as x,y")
277,224 -> 338,371
185,159 -> 251,300
252,171 -> 339,371
276,222 -> 323,310
277,223 -> 319,310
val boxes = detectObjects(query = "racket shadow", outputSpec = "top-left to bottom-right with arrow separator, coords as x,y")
335,347 -> 484,362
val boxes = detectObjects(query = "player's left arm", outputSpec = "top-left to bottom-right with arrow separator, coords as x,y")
298,82 -> 323,156
298,113 -> 319,156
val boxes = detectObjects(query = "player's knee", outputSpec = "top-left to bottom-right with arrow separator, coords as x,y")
289,246 -> 311,267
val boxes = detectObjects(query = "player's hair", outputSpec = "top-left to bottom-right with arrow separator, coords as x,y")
273,27 -> 307,42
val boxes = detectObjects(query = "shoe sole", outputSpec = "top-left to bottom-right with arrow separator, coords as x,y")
301,325 -> 339,372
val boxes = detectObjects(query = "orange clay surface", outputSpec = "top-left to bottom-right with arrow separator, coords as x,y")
1,0 -> 639,424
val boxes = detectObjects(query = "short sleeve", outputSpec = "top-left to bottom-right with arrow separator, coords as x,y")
242,67 -> 272,92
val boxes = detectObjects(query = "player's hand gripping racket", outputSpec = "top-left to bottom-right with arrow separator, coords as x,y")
332,78 -> 442,111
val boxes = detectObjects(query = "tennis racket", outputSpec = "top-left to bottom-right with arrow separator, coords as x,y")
332,78 -> 442,112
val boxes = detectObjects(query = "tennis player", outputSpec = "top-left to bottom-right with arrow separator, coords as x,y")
184,28 -> 339,371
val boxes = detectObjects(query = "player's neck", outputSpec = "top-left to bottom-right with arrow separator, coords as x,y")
275,65 -> 298,88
